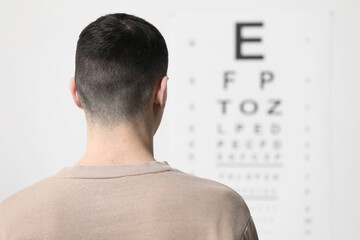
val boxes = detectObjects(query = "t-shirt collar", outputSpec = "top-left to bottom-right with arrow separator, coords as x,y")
54,160 -> 172,179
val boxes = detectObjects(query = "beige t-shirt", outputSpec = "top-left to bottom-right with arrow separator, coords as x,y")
0,160 -> 258,240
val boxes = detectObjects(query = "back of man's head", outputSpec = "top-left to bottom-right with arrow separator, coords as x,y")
74,13 -> 168,127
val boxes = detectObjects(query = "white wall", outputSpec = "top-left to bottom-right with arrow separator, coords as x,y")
0,0 -> 359,239
328,0 -> 360,237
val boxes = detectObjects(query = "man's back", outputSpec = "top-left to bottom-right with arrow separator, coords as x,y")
0,161 -> 257,240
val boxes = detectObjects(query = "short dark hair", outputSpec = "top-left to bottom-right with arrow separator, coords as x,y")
75,13 -> 168,126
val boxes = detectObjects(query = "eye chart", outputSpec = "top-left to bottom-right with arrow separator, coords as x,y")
160,11 -> 332,240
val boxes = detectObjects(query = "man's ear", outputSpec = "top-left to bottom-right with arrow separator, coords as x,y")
69,77 -> 83,109
154,76 -> 169,108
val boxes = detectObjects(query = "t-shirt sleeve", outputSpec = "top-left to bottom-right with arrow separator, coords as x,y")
240,216 -> 259,240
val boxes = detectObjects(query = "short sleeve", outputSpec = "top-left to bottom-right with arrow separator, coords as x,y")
240,216 -> 259,240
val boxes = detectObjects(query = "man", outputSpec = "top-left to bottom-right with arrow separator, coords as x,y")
0,13 -> 258,239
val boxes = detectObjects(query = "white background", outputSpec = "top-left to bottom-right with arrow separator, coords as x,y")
0,0 -> 359,239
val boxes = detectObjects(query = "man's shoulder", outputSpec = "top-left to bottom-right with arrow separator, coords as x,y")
158,169 -> 252,235
164,168 -> 244,195
0,176 -> 56,214
159,169 -> 251,216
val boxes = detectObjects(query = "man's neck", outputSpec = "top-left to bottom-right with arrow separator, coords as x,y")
75,121 -> 155,166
